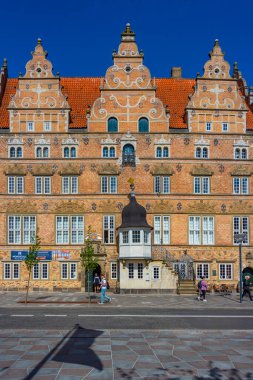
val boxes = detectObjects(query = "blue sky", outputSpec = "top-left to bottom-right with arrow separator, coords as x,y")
1,0 -> 252,85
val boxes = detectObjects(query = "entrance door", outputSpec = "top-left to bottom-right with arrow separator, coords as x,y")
173,262 -> 194,280
85,264 -> 101,292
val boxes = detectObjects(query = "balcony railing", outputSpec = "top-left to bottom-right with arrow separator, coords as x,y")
122,153 -> 136,167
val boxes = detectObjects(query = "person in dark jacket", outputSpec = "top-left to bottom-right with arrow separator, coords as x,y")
242,275 -> 253,301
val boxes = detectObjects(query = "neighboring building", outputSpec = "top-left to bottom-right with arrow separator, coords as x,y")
0,24 -> 253,293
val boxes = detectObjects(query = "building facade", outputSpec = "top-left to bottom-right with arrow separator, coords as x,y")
0,24 -> 253,293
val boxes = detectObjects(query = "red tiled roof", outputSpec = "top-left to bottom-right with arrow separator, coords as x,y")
156,78 -> 195,128
1,77 -> 253,130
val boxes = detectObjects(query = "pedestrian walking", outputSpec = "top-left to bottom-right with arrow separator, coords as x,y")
242,275 -> 253,301
93,273 -> 100,293
98,274 -> 111,304
197,276 -> 203,300
200,277 -> 208,302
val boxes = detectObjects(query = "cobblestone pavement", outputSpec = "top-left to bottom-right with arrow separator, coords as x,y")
0,328 -> 252,380
0,291 -> 253,309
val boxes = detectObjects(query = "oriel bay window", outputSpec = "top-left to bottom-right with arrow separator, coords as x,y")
154,216 -> 170,244
56,216 -> 84,244
189,216 -> 214,245
8,216 -> 36,244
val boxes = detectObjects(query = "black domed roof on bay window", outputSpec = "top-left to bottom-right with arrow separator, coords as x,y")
118,180 -> 152,229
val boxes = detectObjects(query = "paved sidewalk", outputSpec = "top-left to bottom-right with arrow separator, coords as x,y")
0,291 -> 253,309
0,328 -> 252,380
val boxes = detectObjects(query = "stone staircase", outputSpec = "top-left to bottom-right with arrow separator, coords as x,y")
177,279 -> 197,295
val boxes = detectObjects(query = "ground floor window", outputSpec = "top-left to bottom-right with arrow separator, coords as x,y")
128,263 -> 134,279
196,263 -> 209,279
138,263 -> 143,279
33,262 -> 49,280
219,263 -> 232,280
61,262 -> 78,280
111,262 -> 118,280
3,262 -> 20,279
153,266 -> 160,280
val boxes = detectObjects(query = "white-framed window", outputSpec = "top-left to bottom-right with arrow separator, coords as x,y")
101,176 -> 117,193
132,230 -> 141,243
234,148 -> 247,160
33,262 -> 49,280
103,215 -> 115,244
63,146 -> 77,158
61,262 -> 78,280
194,177 -> 210,194
56,216 -> 84,244
219,263 -> 232,280
36,146 -> 49,158
222,123 -> 228,132
189,216 -> 214,245
153,266 -> 160,280
35,176 -> 51,194
3,262 -> 20,280
128,263 -> 134,279
8,216 -> 36,245
9,146 -> 23,158
27,121 -> 34,132
206,122 -> 212,132
154,176 -> 170,194
233,216 -> 249,245
62,176 -> 78,194
156,146 -> 169,158
122,231 -> 129,244
196,263 -> 210,279
102,146 -> 116,158
44,121 -> 52,131
195,147 -> 209,159
8,176 -> 24,194
111,262 -> 118,280
138,263 -> 143,279
154,216 -> 170,245
233,177 -> 249,194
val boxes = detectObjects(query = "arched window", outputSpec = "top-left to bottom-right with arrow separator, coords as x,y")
17,147 -> 22,158
36,147 -> 42,158
242,148 -> 247,159
122,144 -> 135,166
202,147 -> 208,158
103,147 -> 109,157
235,148 -> 240,159
109,147 -> 115,157
196,147 -> 201,158
64,147 -> 69,158
71,147 -> 76,158
138,117 -> 149,133
43,147 -> 49,158
163,147 -> 169,158
156,147 -> 162,158
108,117 -> 118,133
10,147 -> 16,158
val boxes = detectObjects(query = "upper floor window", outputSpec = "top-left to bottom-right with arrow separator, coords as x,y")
44,121 -> 52,132
222,123 -> 228,132
27,121 -> 34,132
62,176 -> 78,194
101,176 -> 117,193
108,117 -> 118,133
233,177 -> 249,194
35,177 -> 51,194
8,215 -> 36,244
233,216 -> 249,245
234,148 -> 247,160
122,144 -> 135,167
194,177 -> 210,194
154,176 -> 170,194
138,117 -> 149,133
56,216 -> 84,244
189,216 -> 214,245
206,122 -> 212,132
8,176 -> 24,194
63,146 -> 77,158
36,146 -> 49,158
154,216 -> 170,245
9,146 -> 23,158
195,147 -> 209,159
103,215 -> 115,244
156,146 -> 169,158
102,146 -> 116,158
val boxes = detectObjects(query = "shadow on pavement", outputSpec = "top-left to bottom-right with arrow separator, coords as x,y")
22,323 -> 103,380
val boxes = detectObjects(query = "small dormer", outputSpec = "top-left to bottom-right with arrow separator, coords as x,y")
118,181 -> 152,259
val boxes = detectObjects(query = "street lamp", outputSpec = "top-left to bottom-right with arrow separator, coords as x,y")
234,233 -> 246,304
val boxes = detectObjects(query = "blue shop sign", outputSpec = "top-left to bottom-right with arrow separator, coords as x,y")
11,250 -> 52,261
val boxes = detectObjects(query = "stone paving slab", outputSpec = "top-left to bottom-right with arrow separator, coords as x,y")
0,329 -> 252,379
1,291 -> 253,309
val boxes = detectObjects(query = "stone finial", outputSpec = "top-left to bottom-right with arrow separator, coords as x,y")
2,58 -> 7,68
37,38 -> 42,45
121,22 -> 135,40
214,39 -> 219,47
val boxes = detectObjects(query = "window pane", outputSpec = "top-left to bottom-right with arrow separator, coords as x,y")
132,230 -> 141,243
203,177 -> 209,194
103,147 -> 108,157
8,177 -> 15,194
4,263 -> 11,279
108,117 -> 118,133
44,177 -> 51,194
122,231 -> 129,244
70,263 -> 77,279
156,147 -> 162,158
71,177 -> 78,194
154,177 -> 160,193
35,177 -> 42,194
138,117 -> 149,133
163,147 -> 169,158
163,177 -> 170,194
128,263 -> 134,279
101,177 -> 108,193
154,216 -> 161,244
138,263 -> 143,279
71,147 -> 76,158
194,178 -> 200,194
110,147 -> 115,157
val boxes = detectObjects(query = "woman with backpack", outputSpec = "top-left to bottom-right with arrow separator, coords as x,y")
98,274 -> 112,304
93,273 -> 101,293
197,276 -> 208,302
